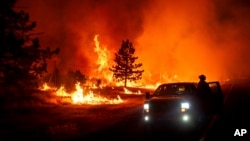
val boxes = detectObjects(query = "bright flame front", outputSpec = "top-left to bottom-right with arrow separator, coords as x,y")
40,82 -> 123,105
71,83 -> 123,104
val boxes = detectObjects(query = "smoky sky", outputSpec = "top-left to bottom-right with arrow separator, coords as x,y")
210,0 -> 250,76
137,0 -> 250,81
16,0 -> 150,74
16,0 -> 250,81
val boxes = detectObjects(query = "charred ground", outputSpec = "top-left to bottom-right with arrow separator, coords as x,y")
1,80 -> 250,141
0,86 -> 152,140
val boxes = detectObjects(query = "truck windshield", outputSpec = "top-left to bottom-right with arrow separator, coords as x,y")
153,84 -> 193,96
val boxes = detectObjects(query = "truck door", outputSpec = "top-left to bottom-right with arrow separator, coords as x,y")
208,81 -> 224,114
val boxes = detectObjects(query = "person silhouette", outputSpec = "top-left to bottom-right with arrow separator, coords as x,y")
197,74 -> 211,97
196,74 -> 212,121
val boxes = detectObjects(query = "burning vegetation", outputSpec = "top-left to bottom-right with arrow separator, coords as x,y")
2,0 -> 250,107
40,82 -> 123,105
38,34 -> 158,105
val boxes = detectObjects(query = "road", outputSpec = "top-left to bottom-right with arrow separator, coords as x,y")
74,81 -> 250,141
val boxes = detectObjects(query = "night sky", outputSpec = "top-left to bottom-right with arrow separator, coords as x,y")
16,0 -> 250,82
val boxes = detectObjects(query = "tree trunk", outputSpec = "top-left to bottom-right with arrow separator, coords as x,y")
124,59 -> 128,88
124,77 -> 127,88
124,69 -> 127,87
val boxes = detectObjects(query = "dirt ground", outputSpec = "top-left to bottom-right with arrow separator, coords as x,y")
0,84 -> 232,141
0,87 -> 150,141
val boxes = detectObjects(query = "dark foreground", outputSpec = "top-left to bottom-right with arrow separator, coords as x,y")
1,81 -> 250,141
75,81 -> 250,141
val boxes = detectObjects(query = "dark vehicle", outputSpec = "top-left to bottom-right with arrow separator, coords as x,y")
143,82 -> 223,130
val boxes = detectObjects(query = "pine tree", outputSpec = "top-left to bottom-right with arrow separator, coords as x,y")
0,0 -> 59,89
110,39 -> 144,87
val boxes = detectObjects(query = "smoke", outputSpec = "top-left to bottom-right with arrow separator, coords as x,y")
16,0 -> 150,75
16,0 -> 250,82
137,0 -> 250,81
210,0 -> 250,78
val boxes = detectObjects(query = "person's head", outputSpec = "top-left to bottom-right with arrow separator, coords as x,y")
199,74 -> 206,81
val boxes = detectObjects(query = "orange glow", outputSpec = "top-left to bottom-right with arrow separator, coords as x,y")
18,0 -> 250,88
40,83 -> 56,91
138,83 -> 161,90
56,86 -> 71,97
90,34 -> 201,88
123,87 -> 141,95
136,0 -> 224,82
40,82 -> 124,105
40,83 -> 50,91
71,83 -> 123,104
91,35 -> 171,87
94,35 -> 109,72
92,35 -> 113,86
92,35 -> 160,87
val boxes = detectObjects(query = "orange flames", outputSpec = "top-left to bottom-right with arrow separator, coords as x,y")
92,35 -> 113,86
56,86 -> 71,97
91,35 -> 165,88
20,0 -> 235,88
40,34 -> 194,104
40,83 -> 56,91
71,83 -> 123,104
123,87 -> 142,95
40,82 -> 123,105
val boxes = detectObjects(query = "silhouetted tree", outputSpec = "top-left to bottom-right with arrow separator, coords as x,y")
49,66 -> 62,88
64,69 -> 86,92
0,0 -> 59,89
110,39 -> 144,87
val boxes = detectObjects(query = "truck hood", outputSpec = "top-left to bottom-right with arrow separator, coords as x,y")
146,96 -> 193,112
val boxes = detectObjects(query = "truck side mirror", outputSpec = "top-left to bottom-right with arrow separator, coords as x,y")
145,92 -> 150,99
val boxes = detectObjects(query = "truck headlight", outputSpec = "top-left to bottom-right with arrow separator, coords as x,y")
181,102 -> 190,109
144,115 -> 149,121
144,103 -> 149,112
144,103 -> 149,110
182,114 -> 189,121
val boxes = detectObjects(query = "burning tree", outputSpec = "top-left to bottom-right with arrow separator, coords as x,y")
0,0 -> 59,89
110,39 -> 144,87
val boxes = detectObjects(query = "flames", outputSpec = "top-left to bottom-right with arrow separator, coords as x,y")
71,83 -> 123,104
92,35 -> 186,87
91,35 -> 164,88
94,35 -> 110,73
39,34 -> 184,105
56,86 -> 71,97
123,87 -> 141,95
41,82 -> 123,105
92,35 -> 113,86
40,83 -> 56,91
